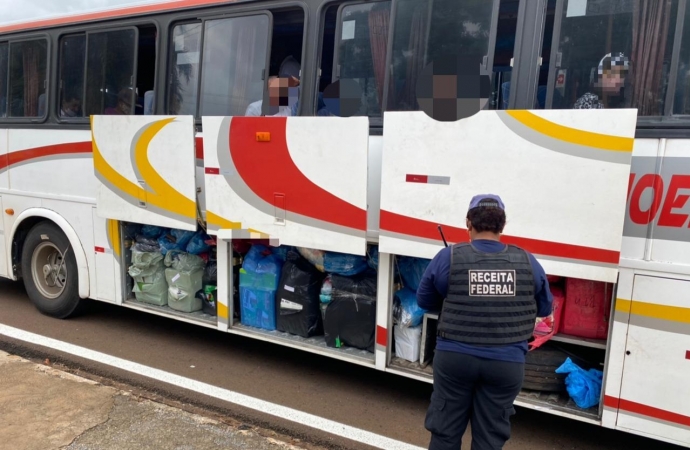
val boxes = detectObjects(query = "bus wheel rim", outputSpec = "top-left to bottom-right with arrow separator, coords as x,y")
31,242 -> 67,299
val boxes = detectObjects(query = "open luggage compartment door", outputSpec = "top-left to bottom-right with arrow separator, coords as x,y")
379,110 -> 638,283
91,115 -> 198,231
202,116 -> 369,255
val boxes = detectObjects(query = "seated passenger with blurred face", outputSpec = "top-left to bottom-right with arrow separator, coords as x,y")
60,96 -> 81,118
573,52 -> 630,109
105,88 -> 133,115
245,56 -> 300,117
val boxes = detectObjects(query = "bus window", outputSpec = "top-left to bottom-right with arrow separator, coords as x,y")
168,23 -> 201,116
545,0 -> 678,115
492,0 -> 520,110
135,26 -> 156,115
85,29 -> 137,116
199,15 -> 270,117
259,8 -> 305,117
8,39 -> 47,118
0,43 -> 7,118
332,1 -> 392,118
386,0 -> 496,112
58,35 -> 86,119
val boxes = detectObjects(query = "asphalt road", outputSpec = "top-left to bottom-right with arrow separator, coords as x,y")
0,278 -> 684,450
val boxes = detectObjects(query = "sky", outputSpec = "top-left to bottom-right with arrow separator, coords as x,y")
0,0 -> 167,25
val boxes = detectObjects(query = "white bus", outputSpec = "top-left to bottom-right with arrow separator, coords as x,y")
0,0 -> 688,447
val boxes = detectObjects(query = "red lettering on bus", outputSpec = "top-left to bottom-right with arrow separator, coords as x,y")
629,174 -> 664,225
658,175 -> 690,228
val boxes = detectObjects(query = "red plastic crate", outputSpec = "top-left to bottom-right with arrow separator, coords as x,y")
562,278 -> 612,340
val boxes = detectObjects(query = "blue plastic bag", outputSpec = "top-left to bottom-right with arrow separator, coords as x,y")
158,229 -> 195,256
323,251 -> 368,276
555,357 -> 604,409
271,245 -> 295,262
242,245 -> 282,277
397,256 -> 431,292
393,288 -> 427,328
186,231 -> 212,255
141,225 -> 164,238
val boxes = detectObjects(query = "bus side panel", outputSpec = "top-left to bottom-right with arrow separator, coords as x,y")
602,270 -> 635,429
614,275 -> 690,446
7,129 -> 95,200
91,115 -> 198,232
378,110 -> 638,283
0,195 -> 6,278
91,209 -> 120,304
203,116 -> 369,255
648,139 -> 690,264
619,139 -> 663,263
0,129 -> 7,278
0,129 -> 7,190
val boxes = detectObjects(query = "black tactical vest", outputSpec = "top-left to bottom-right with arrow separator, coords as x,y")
438,243 -> 537,346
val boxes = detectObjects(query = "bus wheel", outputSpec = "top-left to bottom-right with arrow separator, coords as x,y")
21,222 -> 82,319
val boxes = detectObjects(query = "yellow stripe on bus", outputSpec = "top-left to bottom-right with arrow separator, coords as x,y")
134,118 -> 196,220
506,111 -> 634,152
206,211 -> 241,229
107,219 -> 121,258
616,298 -> 690,324
217,302 -> 229,320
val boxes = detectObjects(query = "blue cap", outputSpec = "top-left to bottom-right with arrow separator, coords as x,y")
468,194 -> 505,211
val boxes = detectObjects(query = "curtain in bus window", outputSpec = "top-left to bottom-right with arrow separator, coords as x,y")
630,0 -> 673,116
200,15 -> 269,117
8,40 -> 47,118
403,5 -> 429,110
368,5 -> 390,109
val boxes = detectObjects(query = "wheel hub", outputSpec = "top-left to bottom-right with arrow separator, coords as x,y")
31,242 -> 68,299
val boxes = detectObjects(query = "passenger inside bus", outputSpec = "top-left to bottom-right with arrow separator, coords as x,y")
60,96 -> 81,118
105,89 -> 134,115
573,52 -> 630,109
245,56 -> 300,117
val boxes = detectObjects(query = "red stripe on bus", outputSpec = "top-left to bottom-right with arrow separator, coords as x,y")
229,117 -> 367,231
95,247 -> 105,253
1,142 -> 92,170
195,136 -> 204,160
686,350 -> 690,360
380,210 -> 620,265
604,395 -> 620,409
406,174 -> 428,183
0,0 -> 237,34
607,395 -> 690,428
376,326 -> 387,347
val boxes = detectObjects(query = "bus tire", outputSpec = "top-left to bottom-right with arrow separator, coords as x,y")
21,222 -> 82,319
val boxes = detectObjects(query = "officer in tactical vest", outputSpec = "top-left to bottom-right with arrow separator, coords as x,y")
417,194 -> 553,450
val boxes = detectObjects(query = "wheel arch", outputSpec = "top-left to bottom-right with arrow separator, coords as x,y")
10,208 -> 90,299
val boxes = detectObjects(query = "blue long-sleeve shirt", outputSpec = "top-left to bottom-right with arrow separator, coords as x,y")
417,240 -> 553,363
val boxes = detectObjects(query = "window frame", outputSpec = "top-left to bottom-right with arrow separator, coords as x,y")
0,33 -> 51,124
55,32 -> 86,124
84,25 -> 140,119
166,20 -> 202,117
197,10 -> 274,118
542,0 -> 690,132
331,0 -> 393,123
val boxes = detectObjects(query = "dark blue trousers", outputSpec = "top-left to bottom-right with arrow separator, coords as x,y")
425,350 -> 524,450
